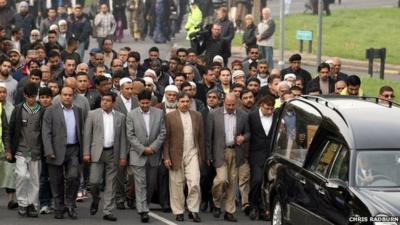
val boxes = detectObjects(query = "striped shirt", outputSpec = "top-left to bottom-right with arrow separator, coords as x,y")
94,12 -> 116,38
224,109 -> 236,146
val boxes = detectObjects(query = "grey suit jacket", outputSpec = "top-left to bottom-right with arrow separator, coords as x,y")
126,107 -> 166,167
83,108 -> 127,163
42,103 -> 83,166
53,93 -> 90,120
206,107 -> 250,168
113,95 -> 139,116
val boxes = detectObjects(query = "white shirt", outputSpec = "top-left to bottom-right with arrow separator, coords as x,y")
259,109 -> 273,136
121,95 -> 132,112
224,108 -> 236,146
248,59 -> 258,64
141,109 -> 150,137
103,110 -> 114,148
179,111 -> 197,159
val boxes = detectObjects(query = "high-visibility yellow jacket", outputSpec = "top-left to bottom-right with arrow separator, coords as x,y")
185,5 -> 202,40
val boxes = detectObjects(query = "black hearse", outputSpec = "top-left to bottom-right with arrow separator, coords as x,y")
262,96 -> 400,225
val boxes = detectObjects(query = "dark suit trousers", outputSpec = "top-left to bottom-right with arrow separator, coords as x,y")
200,163 -> 216,205
249,163 -> 265,211
39,159 -> 52,207
158,163 -> 170,208
48,145 -> 80,212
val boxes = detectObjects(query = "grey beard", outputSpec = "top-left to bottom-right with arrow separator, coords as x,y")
258,73 -> 268,78
165,101 -> 177,109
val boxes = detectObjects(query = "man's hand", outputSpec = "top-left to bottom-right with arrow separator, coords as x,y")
236,135 -> 245,145
47,154 -> 56,160
143,147 -> 154,156
256,35 -> 261,41
206,160 -> 211,167
4,152 -> 12,161
164,159 -> 172,169
83,154 -> 91,163
119,159 -> 127,168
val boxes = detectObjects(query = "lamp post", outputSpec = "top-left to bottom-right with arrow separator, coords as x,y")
279,0 -> 285,69
316,0 -> 323,65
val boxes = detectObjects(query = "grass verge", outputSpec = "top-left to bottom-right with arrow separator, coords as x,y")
233,7 -> 400,65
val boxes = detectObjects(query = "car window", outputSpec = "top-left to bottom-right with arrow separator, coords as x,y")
310,140 -> 341,178
356,151 -> 400,187
274,101 -> 322,166
329,147 -> 349,181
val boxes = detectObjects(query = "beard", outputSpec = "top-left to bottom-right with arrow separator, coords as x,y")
165,100 -> 177,109
258,73 -> 268,78
0,70 -> 9,77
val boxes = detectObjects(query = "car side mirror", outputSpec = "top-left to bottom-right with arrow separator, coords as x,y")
326,179 -> 347,190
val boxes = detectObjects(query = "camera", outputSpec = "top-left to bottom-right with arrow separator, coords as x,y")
189,24 -> 212,42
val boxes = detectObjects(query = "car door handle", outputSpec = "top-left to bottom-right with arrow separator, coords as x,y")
299,177 -> 306,185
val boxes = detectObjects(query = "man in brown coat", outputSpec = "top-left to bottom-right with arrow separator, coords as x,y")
163,92 -> 204,223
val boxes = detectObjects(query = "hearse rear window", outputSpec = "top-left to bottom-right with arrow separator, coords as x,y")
274,101 -> 322,166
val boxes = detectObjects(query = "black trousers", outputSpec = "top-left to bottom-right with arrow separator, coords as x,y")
157,163 -> 170,208
249,163 -> 264,211
200,163 -> 216,205
145,164 -> 158,203
48,145 -> 80,212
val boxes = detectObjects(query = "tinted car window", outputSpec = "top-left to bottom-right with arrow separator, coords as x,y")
310,141 -> 341,178
274,101 -> 322,166
356,151 -> 400,187
329,147 -> 349,181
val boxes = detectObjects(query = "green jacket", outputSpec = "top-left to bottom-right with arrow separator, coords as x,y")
185,6 -> 203,40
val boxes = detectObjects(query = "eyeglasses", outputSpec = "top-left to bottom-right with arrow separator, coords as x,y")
382,94 -> 395,98
113,64 -> 123,67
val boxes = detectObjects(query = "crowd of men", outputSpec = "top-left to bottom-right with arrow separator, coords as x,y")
0,0 -> 397,224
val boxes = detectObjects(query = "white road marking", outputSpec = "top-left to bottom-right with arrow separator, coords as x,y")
149,212 -> 178,225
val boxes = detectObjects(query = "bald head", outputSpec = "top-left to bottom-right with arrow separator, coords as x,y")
224,93 -> 237,114
335,80 -> 346,94
270,68 -> 281,76
332,57 -> 341,64
64,77 -> 77,90
332,57 -> 342,74
76,63 -> 89,73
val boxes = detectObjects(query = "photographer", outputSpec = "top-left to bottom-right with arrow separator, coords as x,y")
185,0 -> 203,52
197,23 -> 230,66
